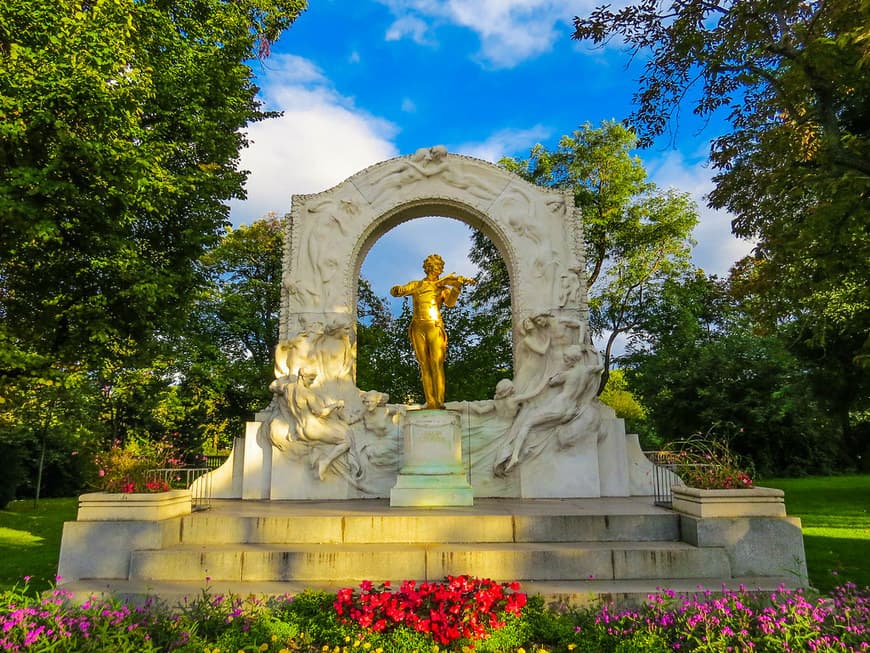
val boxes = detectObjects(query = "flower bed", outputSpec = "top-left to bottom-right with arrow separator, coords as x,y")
665,436 -> 755,491
2,577 -> 867,652
335,576 -> 527,646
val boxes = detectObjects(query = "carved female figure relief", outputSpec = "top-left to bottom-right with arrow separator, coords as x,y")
371,146 -> 502,205
494,346 -> 603,476
557,266 -> 583,308
298,200 -> 355,311
370,147 -> 448,204
513,312 -> 554,397
318,314 -> 355,381
275,318 -> 324,380
286,367 -> 352,480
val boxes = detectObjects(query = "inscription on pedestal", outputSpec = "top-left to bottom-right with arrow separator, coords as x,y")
401,410 -> 463,473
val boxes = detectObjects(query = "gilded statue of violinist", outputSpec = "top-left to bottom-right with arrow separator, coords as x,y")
390,254 -> 476,409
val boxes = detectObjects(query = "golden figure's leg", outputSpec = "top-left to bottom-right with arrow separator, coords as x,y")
426,324 -> 447,408
409,322 -> 436,407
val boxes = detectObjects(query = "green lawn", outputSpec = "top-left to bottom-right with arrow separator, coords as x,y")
1,478 -> 867,595
761,474 -> 870,593
0,497 -> 77,593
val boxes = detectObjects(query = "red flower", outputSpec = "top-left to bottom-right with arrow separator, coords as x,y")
334,576 -> 526,646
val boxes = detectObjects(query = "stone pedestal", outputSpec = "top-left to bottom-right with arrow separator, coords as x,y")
390,409 -> 474,507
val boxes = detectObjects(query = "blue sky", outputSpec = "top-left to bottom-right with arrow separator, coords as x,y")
228,0 -> 753,303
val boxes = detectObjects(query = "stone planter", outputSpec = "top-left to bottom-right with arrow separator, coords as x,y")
77,489 -> 192,521
671,485 -> 786,518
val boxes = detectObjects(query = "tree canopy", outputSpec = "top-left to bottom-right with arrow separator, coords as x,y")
497,121 -> 698,390
0,0 -> 306,502
0,0 -> 306,379
623,270 -> 845,475
572,0 -> 870,369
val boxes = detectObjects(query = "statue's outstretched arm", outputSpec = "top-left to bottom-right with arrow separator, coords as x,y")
390,280 -> 418,297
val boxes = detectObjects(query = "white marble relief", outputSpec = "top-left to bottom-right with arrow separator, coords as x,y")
201,148 -> 660,500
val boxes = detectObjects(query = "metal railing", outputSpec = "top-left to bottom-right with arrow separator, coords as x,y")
645,451 -> 682,507
204,454 -> 229,470
146,467 -> 212,511
644,451 -> 718,508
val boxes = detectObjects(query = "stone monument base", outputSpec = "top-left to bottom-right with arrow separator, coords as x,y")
390,409 -> 474,507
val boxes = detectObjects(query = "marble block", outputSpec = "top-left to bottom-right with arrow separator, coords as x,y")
391,410 -> 474,506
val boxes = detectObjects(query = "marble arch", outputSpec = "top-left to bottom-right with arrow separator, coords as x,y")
199,147 -> 659,501
279,147 -> 589,359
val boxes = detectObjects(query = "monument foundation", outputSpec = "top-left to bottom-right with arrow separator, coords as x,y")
55,147 -> 808,606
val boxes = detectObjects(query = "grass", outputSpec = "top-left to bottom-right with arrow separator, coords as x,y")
761,474 -> 870,593
0,477 -> 867,596
0,497 -> 77,593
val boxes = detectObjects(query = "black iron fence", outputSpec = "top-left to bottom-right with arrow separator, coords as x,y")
644,451 -> 718,508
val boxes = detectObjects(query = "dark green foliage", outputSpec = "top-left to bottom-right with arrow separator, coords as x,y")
1,0 -> 306,375
624,272 -> 842,476
0,1 -> 306,496
277,589 -> 353,644
572,0 -> 870,454
520,595 -> 586,649
0,438 -> 25,509
444,301 -> 513,402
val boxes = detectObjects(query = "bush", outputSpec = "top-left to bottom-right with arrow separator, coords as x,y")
664,433 -> 755,489
92,437 -> 174,493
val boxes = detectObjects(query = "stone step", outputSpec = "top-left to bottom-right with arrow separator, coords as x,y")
176,512 -> 681,545
59,576 -> 802,610
129,541 -> 729,583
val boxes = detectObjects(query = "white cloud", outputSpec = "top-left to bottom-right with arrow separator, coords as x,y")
228,54 -> 400,224
385,14 -> 432,45
644,150 -> 755,278
378,0 -> 590,68
453,125 -> 551,162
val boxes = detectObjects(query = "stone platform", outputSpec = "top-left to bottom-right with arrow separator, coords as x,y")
58,497 -> 804,607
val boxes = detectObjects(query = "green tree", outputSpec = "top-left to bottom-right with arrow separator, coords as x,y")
169,216 -> 284,452
0,1 -> 306,491
498,122 -> 698,391
597,368 -> 649,442
572,0 -> 870,426
624,271 -> 842,475
1,0 -> 306,377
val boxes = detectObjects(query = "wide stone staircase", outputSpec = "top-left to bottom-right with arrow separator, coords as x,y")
60,498 -> 797,606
